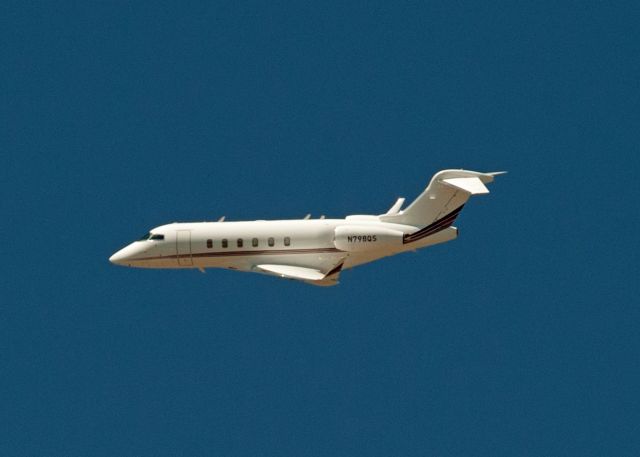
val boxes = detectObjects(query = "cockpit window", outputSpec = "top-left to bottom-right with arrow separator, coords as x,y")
150,234 -> 165,241
138,232 -> 152,241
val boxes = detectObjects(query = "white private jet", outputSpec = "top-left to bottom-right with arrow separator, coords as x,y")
109,169 -> 504,286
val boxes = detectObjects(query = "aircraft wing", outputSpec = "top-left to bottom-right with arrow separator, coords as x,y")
256,264 -> 325,280
254,260 -> 345,287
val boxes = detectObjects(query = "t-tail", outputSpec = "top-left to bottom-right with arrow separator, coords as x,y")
379,169 -> 506,242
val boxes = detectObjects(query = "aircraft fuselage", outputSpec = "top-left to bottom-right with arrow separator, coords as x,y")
110,218 -> 457,272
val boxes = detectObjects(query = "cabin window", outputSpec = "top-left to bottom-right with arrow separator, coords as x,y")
237,238 -> 243,248
252,238 -> 258,247
206,239 -> 213,249
150,234 -> 164,241
284,236 -> 291,246
268,237 -> 274,247
222,239 -> 228,248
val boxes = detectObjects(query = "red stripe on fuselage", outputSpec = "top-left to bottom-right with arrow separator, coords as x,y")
132,247 -> 343,262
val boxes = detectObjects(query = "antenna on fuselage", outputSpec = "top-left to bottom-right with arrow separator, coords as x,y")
218,216 -> 225,222
303,214 -> 311,220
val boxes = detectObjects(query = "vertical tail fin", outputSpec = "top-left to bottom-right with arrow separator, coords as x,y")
379,169 -> 504,228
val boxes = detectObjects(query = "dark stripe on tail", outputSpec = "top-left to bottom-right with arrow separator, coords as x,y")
403,205 -> 464,244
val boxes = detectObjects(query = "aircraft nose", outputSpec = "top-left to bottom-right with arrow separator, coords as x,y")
109,244 -> 141,266
109,248 -> 127,265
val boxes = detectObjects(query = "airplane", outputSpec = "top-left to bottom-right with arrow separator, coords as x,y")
109,169 -> 504,286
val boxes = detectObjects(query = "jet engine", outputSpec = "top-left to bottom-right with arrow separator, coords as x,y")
334,225 -> 404,252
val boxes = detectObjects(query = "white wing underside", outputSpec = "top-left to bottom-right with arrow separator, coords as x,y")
256,264 -> 325,280
254,258 -> 346,287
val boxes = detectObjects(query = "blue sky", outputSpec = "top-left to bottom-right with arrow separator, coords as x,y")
2,2 -> 639,456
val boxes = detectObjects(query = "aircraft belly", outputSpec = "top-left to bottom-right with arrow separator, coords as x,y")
190,250 -> 345,272
247,252 -> 345,271
131,257 -> 180,268
193,256 -> 228,268
342,251 -> 391,270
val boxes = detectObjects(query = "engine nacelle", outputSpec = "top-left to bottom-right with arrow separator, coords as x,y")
334,225 -> 404,252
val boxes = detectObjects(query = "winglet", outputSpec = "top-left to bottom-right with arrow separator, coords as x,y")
386,197 -> 405,215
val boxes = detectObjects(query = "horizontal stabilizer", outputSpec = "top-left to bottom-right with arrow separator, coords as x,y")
441,177 -> 490,195
255,264 -> 325,281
